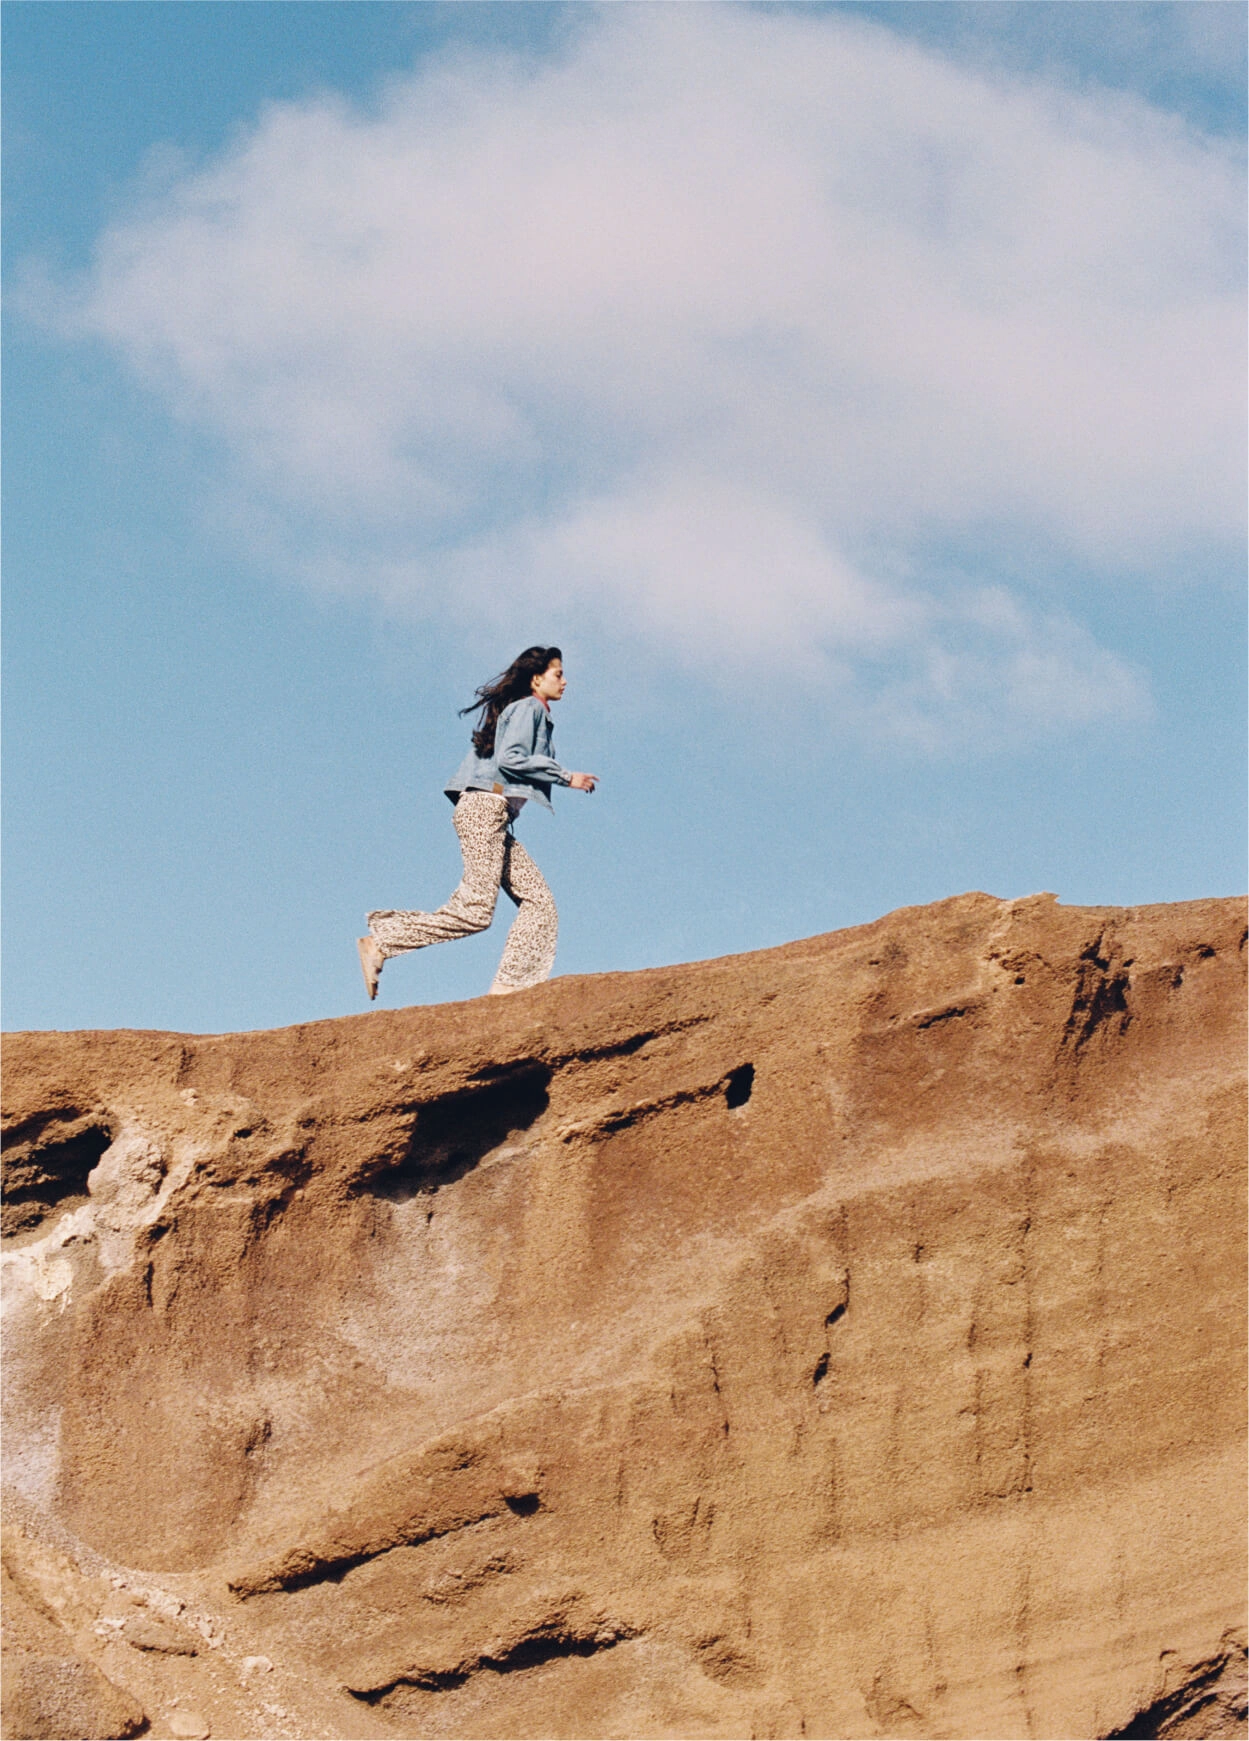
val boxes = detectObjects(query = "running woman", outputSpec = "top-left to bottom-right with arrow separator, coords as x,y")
357,646 -> 597,1000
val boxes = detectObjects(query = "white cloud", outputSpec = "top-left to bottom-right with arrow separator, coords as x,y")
906,0 -> 1248,134
44,4 -> 1242,738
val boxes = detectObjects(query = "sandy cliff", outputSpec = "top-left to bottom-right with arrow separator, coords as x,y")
2,892 -> 1246,1741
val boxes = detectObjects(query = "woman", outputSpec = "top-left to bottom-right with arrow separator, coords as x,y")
358,646 -> 598,1001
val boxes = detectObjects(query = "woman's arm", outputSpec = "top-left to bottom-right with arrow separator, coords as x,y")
496,699 -> 572,785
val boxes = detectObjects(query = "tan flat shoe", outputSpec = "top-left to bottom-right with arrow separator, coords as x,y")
357,936 -> 383,1001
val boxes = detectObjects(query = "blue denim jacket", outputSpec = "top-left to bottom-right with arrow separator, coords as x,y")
445,696 -> 571,812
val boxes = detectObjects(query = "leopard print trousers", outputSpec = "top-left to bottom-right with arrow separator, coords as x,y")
367,791 -> 558,992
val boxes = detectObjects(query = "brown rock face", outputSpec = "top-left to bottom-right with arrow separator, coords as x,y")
2,893 -> 1245,1741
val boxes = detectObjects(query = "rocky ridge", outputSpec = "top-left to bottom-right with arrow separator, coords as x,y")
2,892 -> 1246,1740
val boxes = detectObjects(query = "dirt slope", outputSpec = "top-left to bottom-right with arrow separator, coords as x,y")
3,892 -> 1246,1741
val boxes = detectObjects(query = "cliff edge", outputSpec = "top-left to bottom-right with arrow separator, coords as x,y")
2,892 -> 1246,1741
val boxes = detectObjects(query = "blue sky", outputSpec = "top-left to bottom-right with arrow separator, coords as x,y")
4,1 -> 1245,1036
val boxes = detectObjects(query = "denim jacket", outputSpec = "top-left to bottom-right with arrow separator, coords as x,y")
445,696 -> 571,812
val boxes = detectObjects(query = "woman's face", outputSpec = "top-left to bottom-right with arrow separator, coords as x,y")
532,658 -> 566,702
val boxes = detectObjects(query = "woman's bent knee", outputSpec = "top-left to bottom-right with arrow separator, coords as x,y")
457,895 -> 497,932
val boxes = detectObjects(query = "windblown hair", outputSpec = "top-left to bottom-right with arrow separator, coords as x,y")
461,646 -> 562,759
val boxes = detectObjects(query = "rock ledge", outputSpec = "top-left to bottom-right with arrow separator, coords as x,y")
3,893 -> 1246,1740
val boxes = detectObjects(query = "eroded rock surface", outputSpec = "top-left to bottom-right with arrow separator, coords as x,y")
2,893 -> 1246,1740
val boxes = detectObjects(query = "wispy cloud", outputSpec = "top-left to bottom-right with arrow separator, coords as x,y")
38,4 -> 1242,741
844,0 -> 1247,136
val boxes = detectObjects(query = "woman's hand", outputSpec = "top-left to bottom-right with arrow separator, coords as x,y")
568,772 -> 599,792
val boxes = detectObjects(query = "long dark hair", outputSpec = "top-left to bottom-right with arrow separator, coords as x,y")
461,646 -> 562,758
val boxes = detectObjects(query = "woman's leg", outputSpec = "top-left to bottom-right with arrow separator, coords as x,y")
367,793 -> 508,959
489,835 -> 559,992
